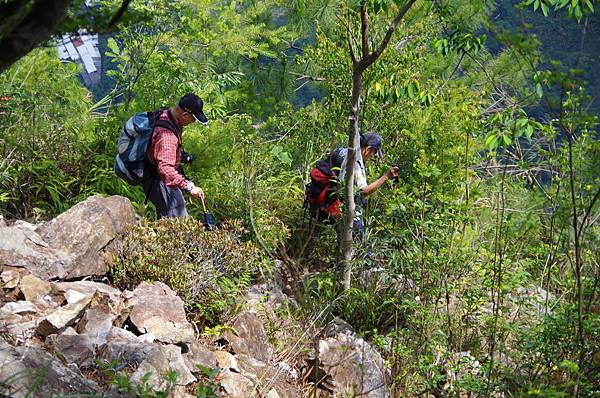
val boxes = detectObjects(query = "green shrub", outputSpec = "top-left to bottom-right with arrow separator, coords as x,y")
111,218 -> 264,325
0,48 -> 97,219
299,267 -> 412,335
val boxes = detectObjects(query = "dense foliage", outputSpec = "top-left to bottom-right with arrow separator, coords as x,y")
112,218 -> 261,325
1,0 -> 598,396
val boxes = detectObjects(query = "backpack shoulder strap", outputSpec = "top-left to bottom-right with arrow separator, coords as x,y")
153,109 -> 181,142
154,119 -> 178,133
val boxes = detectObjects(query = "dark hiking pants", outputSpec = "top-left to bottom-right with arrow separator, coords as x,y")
143,175 -> 188,219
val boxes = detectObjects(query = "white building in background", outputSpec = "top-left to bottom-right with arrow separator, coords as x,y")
57,31 -> 102,87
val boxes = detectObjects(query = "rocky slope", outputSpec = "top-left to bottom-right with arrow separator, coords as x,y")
0,195 -> 391,398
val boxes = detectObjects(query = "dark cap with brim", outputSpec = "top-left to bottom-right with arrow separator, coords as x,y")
361,132 -> 384,158
179,93 -> 208,125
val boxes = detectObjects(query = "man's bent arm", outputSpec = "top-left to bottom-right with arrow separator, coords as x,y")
361,167 -> 398,196
361,174 -> 390,196
153,128 -> 189,190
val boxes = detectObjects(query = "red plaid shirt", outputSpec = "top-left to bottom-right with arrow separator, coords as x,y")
147,110 -> 189,190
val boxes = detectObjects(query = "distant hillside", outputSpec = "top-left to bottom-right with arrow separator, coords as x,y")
491,0 -> 600,118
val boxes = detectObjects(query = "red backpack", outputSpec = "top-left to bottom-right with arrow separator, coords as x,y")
305,148 -> 344,220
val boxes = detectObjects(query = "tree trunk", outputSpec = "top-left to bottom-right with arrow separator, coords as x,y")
568,135 -> 584,398
0,0 -> 73,74
339,0 -> 416,290
341,68 -> 363,290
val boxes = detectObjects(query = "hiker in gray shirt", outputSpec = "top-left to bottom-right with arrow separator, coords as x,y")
338,132 -> 399,240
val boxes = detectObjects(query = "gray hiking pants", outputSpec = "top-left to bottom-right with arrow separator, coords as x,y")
143,176 -> 188,219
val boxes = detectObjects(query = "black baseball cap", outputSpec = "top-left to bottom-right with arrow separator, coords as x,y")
178,93 -> 208,125
360,132 -> 384,158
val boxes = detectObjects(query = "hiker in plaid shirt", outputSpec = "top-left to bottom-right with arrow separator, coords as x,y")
143,93 -> 208,218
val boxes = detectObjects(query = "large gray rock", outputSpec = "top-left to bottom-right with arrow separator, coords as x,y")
218,369 -> 254,398
236,354 -> 300,398
183,341 -> 218,373
54,280 -> 123,302
215,310 -> 299,398
100,327 -> 154,368
36,195 -> 136,279
48,327 -> 95,368
37,293 -> 95,336
1,269 -> 20,288
1,300 -> 37,315
220,311 -> 273,363
130,344 -> 196,389
0,225 -> 71,280
127,282 -> 195,344
18,274 -> 64,312
19,274 -> 53,302
313,318 -> 390,398
78,299 -> 119,348
0,341 -> 102,398
0,311 -> 38,344
51,282 -> 125,347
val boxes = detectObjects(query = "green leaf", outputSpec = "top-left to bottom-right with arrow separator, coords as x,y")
574,5 -> 583,20
407,83 -> 415,98
502,134 -> 512,146
373,0 -> 382,13
485,134 -> 498,150
559,360 -> 580,374
271,145 -> 291,166
525,124 -> 534,139
535,83 -> 543,98
107,38 -> 120,56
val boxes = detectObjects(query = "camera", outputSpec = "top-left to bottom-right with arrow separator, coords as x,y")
181,151 -> 194,164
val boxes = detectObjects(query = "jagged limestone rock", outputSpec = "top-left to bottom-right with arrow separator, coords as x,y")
183,341 -> 218,373
0,225 -> 71,280
0,341 -> 102,398
54,280 -> 123,304
37,292 -> 96,336
0,311 -> 38,344
130,344 -> 196,388
1,300 -> 37,315
218,369 -> 254,398
74,288 -> 124,347
1,269 -> 20,288
48,328 -> 95,368
127,281 -> 195,344
101,327 -> 154,367
19,274 -> 53,303
36,195 -> 136,279
236,354 -> 300,398
313,318 -> 390,398
219,311 -> 274,363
